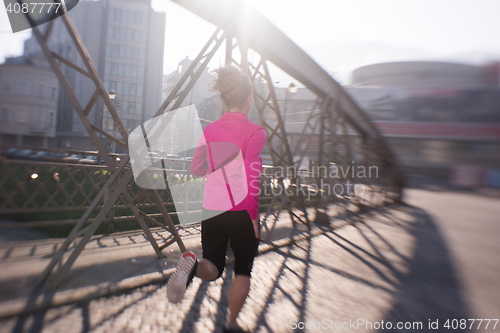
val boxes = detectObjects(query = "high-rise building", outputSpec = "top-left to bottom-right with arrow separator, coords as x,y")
23,0 -> 166,152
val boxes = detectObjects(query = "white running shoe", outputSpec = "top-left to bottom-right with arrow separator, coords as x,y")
167,251 -> 197,303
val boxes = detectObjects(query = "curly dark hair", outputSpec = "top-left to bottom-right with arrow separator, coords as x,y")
211,66 -> 252,111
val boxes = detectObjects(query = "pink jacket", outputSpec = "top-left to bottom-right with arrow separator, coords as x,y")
191,112 -> 266,220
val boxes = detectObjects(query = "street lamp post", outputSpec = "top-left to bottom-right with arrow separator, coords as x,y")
282,82 -> 298,156
108,90 -> 118,153
107,90 -> 117,233
283,82 -> 298,124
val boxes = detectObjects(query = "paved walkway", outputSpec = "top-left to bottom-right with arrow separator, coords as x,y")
0,188 -> 499,332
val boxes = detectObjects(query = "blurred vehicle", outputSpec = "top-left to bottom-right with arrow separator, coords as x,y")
146,152 -> 160,159
79,155 -> 100,165
167,154 -> 184,170
144,152 -> 162,169
63,154 -> 85,164
13,149 -> 36,160
180,156 -> 192,170
29,151 -> 49,161
2,148 -> 19,159
154,150 -> 168,158
42,152 -> 67,163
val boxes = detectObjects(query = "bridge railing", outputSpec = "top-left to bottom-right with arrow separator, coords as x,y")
0,156 -> 390,234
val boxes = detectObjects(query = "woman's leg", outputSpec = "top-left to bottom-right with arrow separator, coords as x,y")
196,258 -> 220,281
227,275 -> 251,327
224,210 -> 260,329
200,210 -> 230,281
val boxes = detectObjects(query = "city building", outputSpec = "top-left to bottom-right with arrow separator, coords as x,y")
345,61 -> 500,186
0,54 -> 58,147
22,0 -> 166,152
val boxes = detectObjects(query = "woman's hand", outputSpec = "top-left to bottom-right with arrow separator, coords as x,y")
251,218 -> 260,239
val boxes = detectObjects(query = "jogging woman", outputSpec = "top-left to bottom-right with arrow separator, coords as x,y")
166,66 -> 266,333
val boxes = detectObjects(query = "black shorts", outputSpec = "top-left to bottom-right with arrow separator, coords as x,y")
201,209 -> 259,278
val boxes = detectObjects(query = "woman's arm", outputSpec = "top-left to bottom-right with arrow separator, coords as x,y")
244,128 -> 267,220
190,134 -> 209,177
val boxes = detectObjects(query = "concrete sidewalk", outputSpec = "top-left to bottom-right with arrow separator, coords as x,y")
1,189 -> 498,333
0,208 -> 329,318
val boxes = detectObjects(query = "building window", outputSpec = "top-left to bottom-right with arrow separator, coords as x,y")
123,101 -> 129,113
138,66 -> 144,79
105,62 -> 110,75
130,83 -> 137,96
131,66 -> 138,78
124,83 -> 129,95
133,30 -> 140,42
125,65 -> 131,77
128,11 -> 135,24
117,81 -> 123,94
51,86 -> 57,99
106,44 -> 111,56
118,64 -> 125,76
104,80 -> 110,92
49,112 -> 55,126
1,108 -> 9,123
36,83 -> 46,97
136,102 -> 142,115
111,63 -> 118,75
126,119 -> 134,132
110,81 -> 117,92
18,82 -> 30,95
129,101 -> 136,114
127,28 -> 133,41
126,47 -> 132,59
139,49 -> 146,61
132,48 -> 139,60
137,84 -> 143,97
134,12 -> 142,24
112,45 -> 119,57
113,27 -> 121,39
18,109 -> 28,123
119,46 -> 125,58
114,9 -> 122,21
35,109 -> 44,128
3,80 -> 12,93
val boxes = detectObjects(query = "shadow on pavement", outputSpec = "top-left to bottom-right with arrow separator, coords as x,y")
250,204 -> 471,332
380,205 -> 472,332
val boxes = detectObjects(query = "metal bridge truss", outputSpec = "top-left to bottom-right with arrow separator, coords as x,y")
20,0 -> 402,290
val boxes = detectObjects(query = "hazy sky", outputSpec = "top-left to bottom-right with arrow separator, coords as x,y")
1,0 -> 500,84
